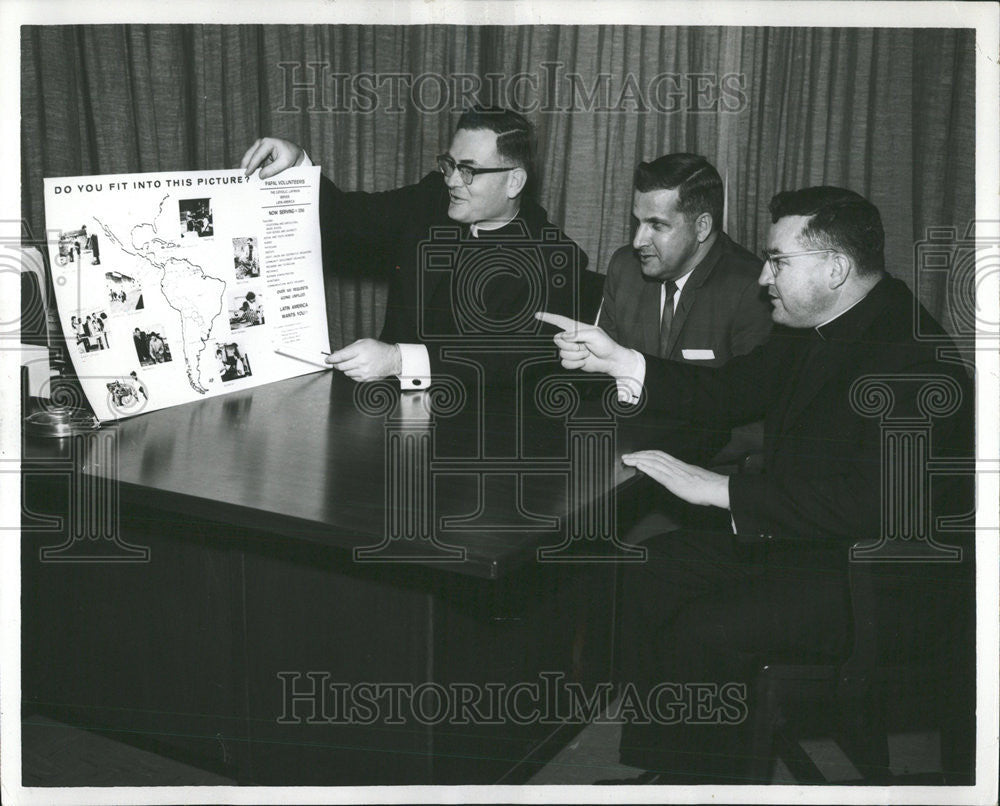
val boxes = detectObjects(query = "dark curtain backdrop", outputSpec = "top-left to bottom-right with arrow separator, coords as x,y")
22,25 -> 975,347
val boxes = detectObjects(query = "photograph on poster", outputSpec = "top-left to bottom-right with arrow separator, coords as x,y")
233,235 -> 260,279
216,339 -> 252,381
69,309 -> 111,353
178,197 -> 214,239
106,270 -> 144,313
54,224 -> 101,266
228,289 -> 264,329
133,325 -> 172,366
106,370 -> 149,413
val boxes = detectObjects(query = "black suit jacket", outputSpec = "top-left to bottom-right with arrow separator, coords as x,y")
318,172 -> 599,389
598,233 -> 772,367
640,276 -> 974,550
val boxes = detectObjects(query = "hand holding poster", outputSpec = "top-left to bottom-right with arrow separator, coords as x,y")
43,167 -> 330,420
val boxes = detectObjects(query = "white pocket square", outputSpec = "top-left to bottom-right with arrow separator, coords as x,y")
681,349 -> 715,360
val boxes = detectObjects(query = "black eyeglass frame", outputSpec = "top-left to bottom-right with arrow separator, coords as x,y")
436,154 -> 516,186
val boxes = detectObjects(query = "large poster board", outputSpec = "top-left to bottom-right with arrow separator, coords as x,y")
43,166 -> 329,420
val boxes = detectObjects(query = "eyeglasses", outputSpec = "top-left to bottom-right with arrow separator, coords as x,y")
760,248 -> 837,276
436,154 -> 515,186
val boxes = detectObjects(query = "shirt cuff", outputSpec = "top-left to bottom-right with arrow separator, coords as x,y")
397,343 -> 432,390
299,150 -> 312,167
614,349 -> 646,404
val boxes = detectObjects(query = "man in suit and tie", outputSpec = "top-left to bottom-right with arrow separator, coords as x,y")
599,154 -> 771,467
598,153 -> 771,369
539,186 -> 974,784
600,155 -> 773,534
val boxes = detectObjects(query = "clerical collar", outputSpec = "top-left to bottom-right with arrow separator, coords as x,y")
470,209 -> 520,238
814,277 -> 888,341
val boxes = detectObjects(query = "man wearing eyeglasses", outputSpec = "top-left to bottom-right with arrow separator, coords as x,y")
537,186 -> 974,784
241,106 -> 593,389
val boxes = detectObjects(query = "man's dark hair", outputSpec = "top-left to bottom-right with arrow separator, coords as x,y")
769,186 -> 885,275
633,154 -> 725,233
456,105 -> 537,198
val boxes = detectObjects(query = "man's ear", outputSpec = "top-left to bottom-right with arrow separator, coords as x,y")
829,252 -> 852,288
695,212 -> 714,243
507,167 -> 528,199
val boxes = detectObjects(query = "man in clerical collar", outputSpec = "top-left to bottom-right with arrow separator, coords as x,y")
242,107 -> 593,392
437,115 -> 531,234
538,186 -> 974,784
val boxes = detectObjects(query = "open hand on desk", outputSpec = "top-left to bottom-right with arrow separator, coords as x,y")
622,450 -> 730,510
327,339 -> 402,382
535,311 -> 634,379
241,137 -> 306,179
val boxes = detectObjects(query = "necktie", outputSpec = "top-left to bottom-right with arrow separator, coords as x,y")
658,280 -> 678,358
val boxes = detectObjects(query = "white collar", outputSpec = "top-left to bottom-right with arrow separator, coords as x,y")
814,293 -> 866,332
470,208 -> 520,238
671,268 -> 695,293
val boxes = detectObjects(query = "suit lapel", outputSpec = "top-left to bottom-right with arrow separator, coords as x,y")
641,280 -> 662,354
665,235 -> 726,357
665,283 -> 695,356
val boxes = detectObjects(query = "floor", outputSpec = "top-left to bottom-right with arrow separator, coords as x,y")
20,715 -> 236,787
18,706 -> 942,788
525,706 -> 941,784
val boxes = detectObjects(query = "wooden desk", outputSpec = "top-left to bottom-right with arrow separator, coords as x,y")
22,370 -> 703,785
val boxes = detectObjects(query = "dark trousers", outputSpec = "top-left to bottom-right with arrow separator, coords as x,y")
617,527 -> 851,783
